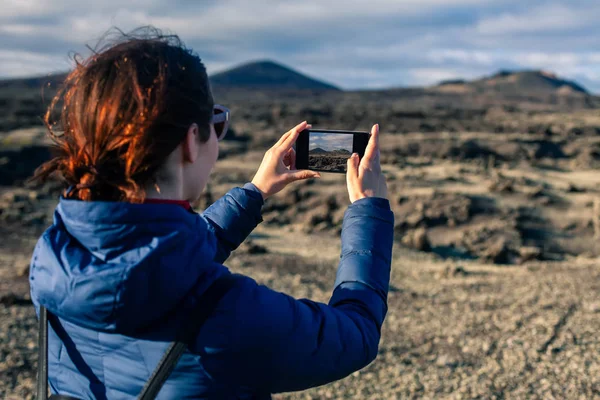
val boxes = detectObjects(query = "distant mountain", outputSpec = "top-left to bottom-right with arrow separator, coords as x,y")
435,70 -> 589,95
210,60 -> 340,91
0,67 -> 589,96
0,60 -> 341,93
309,147 -> 351,155
330,149 -> 351,155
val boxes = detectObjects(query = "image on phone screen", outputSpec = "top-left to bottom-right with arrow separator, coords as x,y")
308,131 -> 353,172
296,129 -> 370,173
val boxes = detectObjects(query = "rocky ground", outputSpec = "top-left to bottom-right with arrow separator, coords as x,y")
1,88 -> 600,398
309,154 -> 348,172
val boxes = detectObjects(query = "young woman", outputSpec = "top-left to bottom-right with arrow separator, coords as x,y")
30,28 -> 393,399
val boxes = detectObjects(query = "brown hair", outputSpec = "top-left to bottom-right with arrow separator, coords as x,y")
32,26 -> 214,202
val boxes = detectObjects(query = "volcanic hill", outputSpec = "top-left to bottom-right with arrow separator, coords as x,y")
435,70 -> 588,96
210,60 -> 340,91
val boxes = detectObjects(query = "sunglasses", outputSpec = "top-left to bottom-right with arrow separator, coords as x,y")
212,104 -> 230,141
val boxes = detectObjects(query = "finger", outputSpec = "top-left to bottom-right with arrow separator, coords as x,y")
346,153 -> 359,180
283,148 -> 291,166
274,121 -> 308,148
363,124 -> 379,161
286,148 -> 297,170
346,153 -> 360,199
278,123 -> 311,154
283,147 -> 296,169
284,169 -> 320,182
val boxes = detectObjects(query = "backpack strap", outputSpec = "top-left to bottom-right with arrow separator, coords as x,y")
37,273 -> 244,400
38,305 -> 49,400
38,306 -> 83,400
138,273 -> 244,400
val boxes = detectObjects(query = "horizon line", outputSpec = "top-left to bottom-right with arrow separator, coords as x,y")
0,60 -> 596,95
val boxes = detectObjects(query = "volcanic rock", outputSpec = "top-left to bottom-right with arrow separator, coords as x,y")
401,227 -> 432,252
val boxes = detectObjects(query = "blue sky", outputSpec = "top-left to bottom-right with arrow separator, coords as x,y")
1,0 -> 599,92
309,132 -> 353,152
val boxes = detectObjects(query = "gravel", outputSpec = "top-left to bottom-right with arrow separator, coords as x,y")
2,243 -> 599,399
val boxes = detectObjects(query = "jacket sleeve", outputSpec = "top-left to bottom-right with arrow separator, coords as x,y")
200,183 -> 264,263
192,197 -> 394,393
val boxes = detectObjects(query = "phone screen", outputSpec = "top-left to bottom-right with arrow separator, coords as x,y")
296,129 -> 370,173
308,131 -> 354,172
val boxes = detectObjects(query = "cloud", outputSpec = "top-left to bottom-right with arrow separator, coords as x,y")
310,132 -> 353,151
0,49 -> 71,77
474,3 -> 599,35
0,0 -> 599,92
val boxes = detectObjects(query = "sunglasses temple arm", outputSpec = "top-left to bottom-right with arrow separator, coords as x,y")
212,114 -> 228,124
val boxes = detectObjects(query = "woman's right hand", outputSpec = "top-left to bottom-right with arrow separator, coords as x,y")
251,121 -> 320,200
346,124 -> 388,203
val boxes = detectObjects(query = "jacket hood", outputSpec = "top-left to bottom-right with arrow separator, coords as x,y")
30,197 -> 222,333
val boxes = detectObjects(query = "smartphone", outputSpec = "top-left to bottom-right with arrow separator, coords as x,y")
296,129 -> 370,173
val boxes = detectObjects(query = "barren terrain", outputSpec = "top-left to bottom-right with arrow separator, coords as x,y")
309,153 -> 349,172
1,84 -> 599,399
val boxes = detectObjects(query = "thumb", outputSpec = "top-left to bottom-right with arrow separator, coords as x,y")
285,169 -> 321,183
346,153 -> 359,195
347,153 -> 359,178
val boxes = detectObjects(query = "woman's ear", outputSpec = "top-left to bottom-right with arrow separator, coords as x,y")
182,123 -> 199,163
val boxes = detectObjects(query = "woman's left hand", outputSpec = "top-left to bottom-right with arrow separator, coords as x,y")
251,121 -> 321,200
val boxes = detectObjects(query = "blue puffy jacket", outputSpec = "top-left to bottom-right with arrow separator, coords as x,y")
30,183 -> 394,399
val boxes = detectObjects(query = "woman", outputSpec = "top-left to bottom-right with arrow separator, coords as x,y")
30,28 -> 393,399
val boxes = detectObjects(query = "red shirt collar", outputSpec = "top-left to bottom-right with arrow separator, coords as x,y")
143,198 -> 192,211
